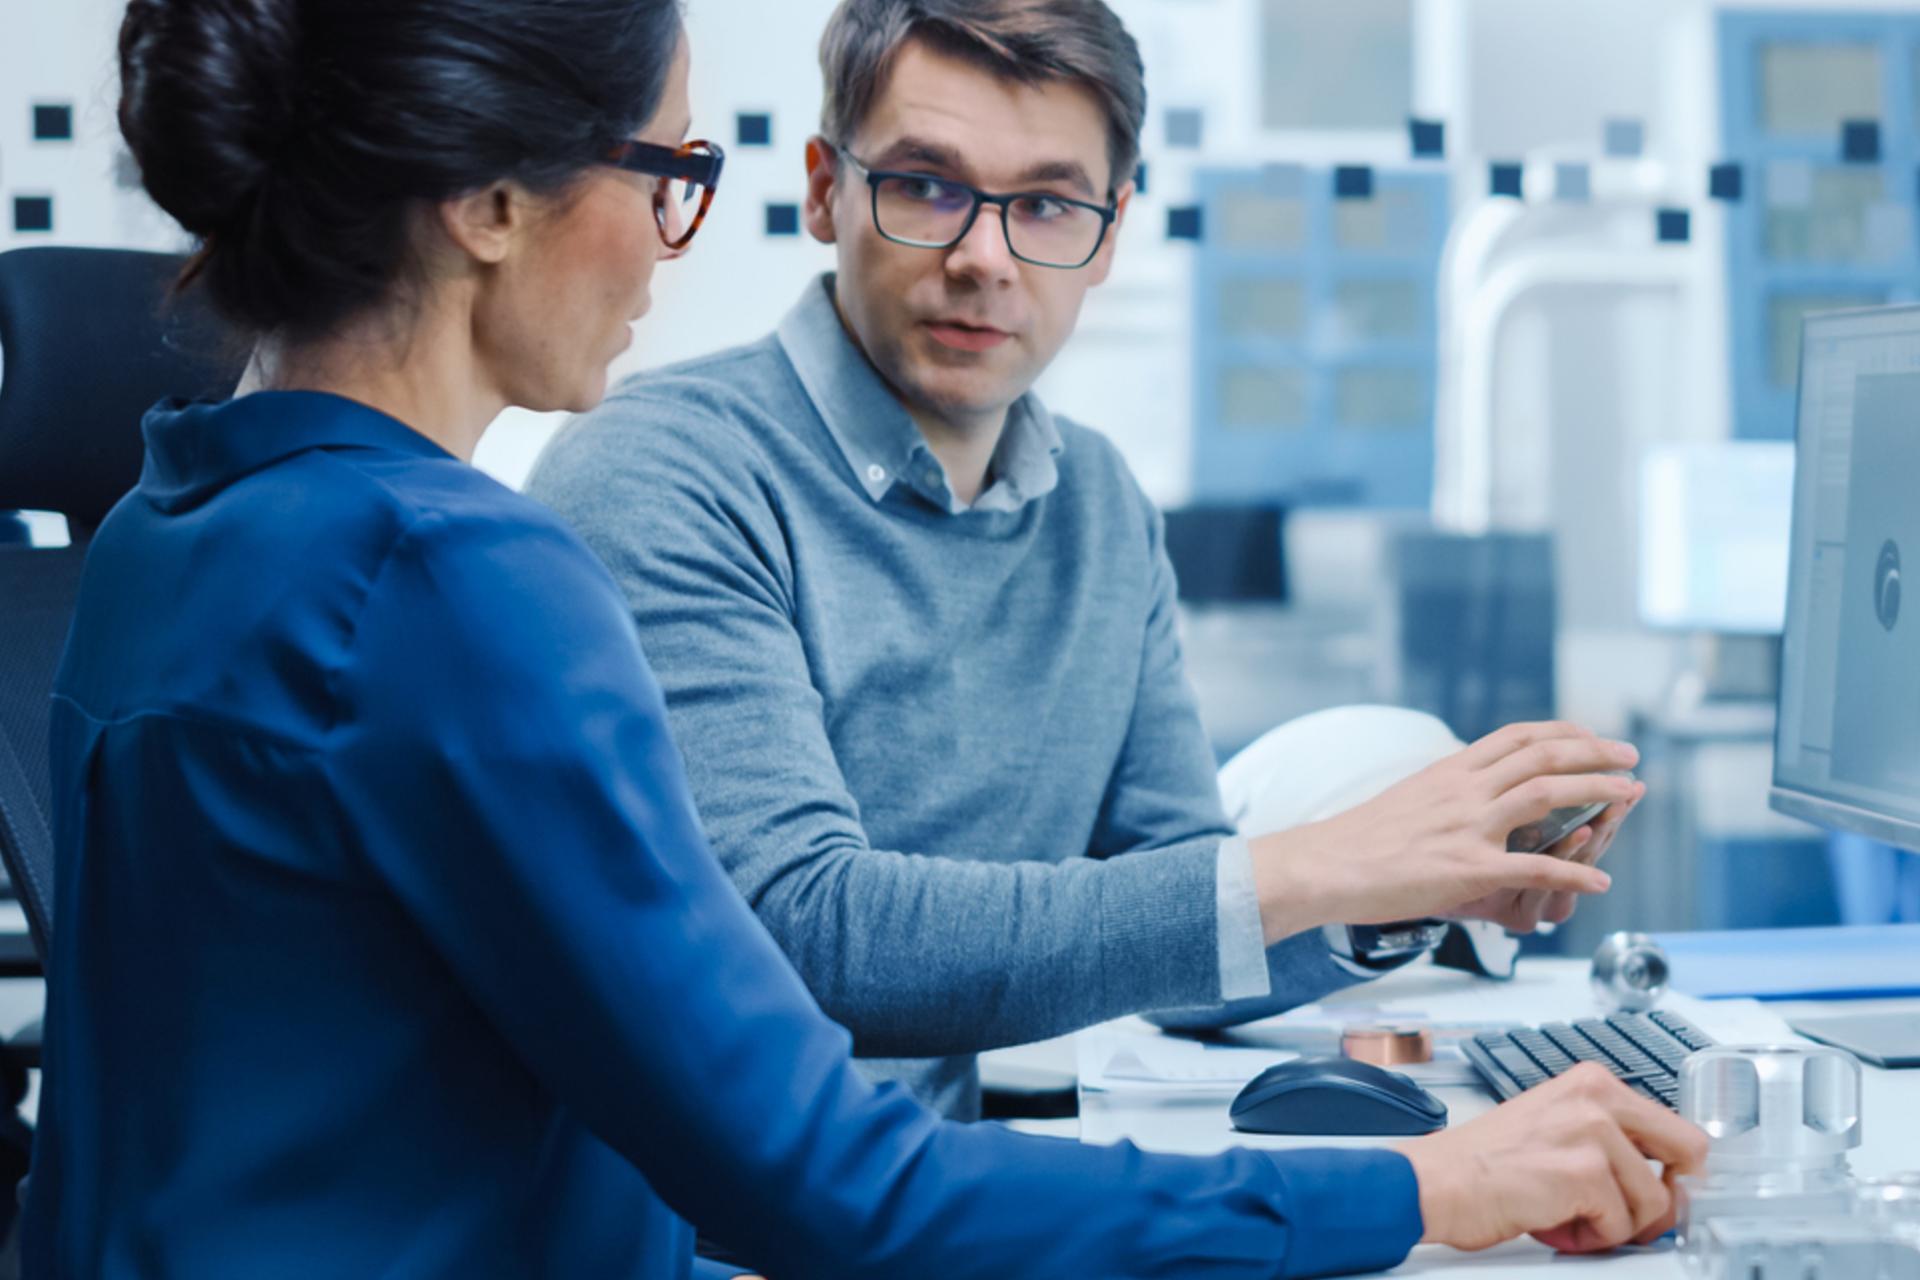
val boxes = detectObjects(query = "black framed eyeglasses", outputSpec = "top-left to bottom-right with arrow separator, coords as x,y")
606,139 -> 726,251
835,146 -> 1117,270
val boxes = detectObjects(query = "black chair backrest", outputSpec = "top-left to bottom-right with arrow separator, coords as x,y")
0,247 -> 241,961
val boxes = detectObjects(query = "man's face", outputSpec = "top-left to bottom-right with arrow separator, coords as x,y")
804,39 -> 1132,433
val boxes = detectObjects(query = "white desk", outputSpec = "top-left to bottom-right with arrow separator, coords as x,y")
1072,958 -> 1920,1278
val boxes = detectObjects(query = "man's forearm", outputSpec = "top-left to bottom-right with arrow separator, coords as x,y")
751,836 -> 1229,1057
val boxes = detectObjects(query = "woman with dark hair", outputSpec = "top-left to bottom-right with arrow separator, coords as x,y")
25,1 -> 1702,1276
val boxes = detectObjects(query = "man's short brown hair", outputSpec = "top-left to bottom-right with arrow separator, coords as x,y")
819,0 -> 1147,192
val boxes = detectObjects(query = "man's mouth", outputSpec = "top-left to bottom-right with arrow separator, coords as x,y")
924,320 -> 1011,353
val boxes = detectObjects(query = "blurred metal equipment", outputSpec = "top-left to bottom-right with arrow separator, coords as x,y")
1378,529 -> 1555,746
1683,1218 -> 1920,1279
1161,504 -> 1287,606
1590,931 -> 1669,1012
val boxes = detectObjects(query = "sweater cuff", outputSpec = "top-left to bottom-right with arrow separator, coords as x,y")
1260,1147 -> 1424,1278
1215,836 -> 1273,1002
1096,838 -> 1224,1013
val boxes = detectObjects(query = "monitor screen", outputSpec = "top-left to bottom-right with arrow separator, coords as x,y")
1773,304 -> 1920,852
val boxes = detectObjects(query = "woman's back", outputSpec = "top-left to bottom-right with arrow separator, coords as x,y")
32,390 -> 687,1276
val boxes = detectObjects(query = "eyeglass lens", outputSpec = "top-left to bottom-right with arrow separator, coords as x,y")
873,175 -> 1105,267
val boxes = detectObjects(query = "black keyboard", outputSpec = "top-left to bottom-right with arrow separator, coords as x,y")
1463,1009 -> 1717,1110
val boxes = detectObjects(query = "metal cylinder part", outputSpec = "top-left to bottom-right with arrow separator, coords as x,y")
1590,931 -> 1670,1013
1681,1044 -> 1863,1169
1340,1026 -> 1434,1066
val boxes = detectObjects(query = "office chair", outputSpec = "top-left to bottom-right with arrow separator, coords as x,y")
0,247 -> 243,1260
0,247 -> 239,969
0,246 -> 238,1244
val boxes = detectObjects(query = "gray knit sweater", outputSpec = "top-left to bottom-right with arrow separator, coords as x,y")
528,279 -> 1358,1118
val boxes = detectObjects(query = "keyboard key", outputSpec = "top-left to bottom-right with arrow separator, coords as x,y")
1486,1042 -> 1548,1089
1613,1016 -> 1693,1071
1511,1029 -> 1576,1074
1543,1024 -> 1609,1064
1575,1020 -> 1659,1074
1650,1011 -> 1715,1051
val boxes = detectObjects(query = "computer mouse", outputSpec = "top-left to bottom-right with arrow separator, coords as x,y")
1229,1056 -> 1448,1137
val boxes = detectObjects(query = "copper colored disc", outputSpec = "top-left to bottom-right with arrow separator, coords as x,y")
1341,1026 -> 1434,1066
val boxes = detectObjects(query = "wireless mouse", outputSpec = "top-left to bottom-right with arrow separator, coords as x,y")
1229,1055 -> 1448,1137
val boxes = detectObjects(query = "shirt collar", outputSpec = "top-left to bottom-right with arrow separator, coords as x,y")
776,274 -> 1062,514
140,390 -> 454,513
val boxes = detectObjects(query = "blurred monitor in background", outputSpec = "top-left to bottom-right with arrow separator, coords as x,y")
1638,442 -> 1794,636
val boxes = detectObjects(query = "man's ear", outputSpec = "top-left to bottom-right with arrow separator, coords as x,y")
802,136 -> 842,246
438,181 -> 525,266
1084,179 -> 1134,288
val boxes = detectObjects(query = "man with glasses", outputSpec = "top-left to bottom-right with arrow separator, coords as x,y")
530,0 -> 1635,1123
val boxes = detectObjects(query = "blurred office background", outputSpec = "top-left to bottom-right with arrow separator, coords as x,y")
7,0 -> 1920,950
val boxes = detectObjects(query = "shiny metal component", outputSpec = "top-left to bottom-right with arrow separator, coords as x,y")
1681,1044 -> 1862,1168
1340,1026 -> 1434,1066
1676,1044 -> 1866,1261
1589,931 -> 1669,1013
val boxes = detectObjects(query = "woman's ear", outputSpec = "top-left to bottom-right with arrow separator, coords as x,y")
438,182 -> 526,265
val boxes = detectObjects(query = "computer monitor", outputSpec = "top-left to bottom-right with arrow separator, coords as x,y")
1772,304 -> 1920,853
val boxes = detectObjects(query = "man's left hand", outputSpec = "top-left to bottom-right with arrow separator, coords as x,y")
1446,788 -> 1644,933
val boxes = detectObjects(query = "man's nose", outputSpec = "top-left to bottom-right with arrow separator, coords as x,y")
944,204 -> 1018,285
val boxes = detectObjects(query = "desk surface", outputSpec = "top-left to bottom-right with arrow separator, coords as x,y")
1072,958 -> 1920,1278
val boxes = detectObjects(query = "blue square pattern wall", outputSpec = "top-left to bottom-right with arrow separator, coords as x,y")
1719,13 -> 1920,441
1189,166 -> 1449,509
13,197 -> 53,234
764,203 -> 800,237
736,112 -> 773,148
32,103 -> 74,142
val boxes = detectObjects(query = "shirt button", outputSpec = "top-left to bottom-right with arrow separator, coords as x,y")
924,469 -> 942,487
866,464 -> 887,484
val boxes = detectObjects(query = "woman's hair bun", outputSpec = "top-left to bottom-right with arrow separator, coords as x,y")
115,0 -> 684,340
118,0 -> 305,240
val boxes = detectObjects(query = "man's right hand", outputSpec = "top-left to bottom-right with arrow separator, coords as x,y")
1396,1064 -> 1710,1254
1247,721 -> 1643,943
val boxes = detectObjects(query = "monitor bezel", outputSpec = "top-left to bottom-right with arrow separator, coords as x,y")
1768,301 -> 1920,855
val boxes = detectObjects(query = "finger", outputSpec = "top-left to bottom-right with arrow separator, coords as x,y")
1546,826 -> 1597,862
1596,1116 -> 1674,1243
1469,851 -> 1611,900
1631,1169 -> 1687,1246
1457,721 -> 1597,772
1531,832 -> 1594,926
1541,891 -> 1578,926
1558,1157 -> 1636,1254
1540,838 -> 1597,924
1481,735 -> 1640,798
1595,1081 -> 1712,1175
1487,773 -> 1641,837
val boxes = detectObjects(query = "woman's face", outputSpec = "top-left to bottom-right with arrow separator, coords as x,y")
473,35 -> 694,414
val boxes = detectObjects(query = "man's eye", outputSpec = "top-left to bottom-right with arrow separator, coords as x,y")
1012,195 -> 1072,222
901,177 -> 956,202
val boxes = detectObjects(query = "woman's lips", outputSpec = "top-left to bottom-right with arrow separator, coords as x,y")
925,321 -> 1010,352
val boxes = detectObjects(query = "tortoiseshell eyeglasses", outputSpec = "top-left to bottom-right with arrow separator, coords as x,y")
606,139 -> 726,251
